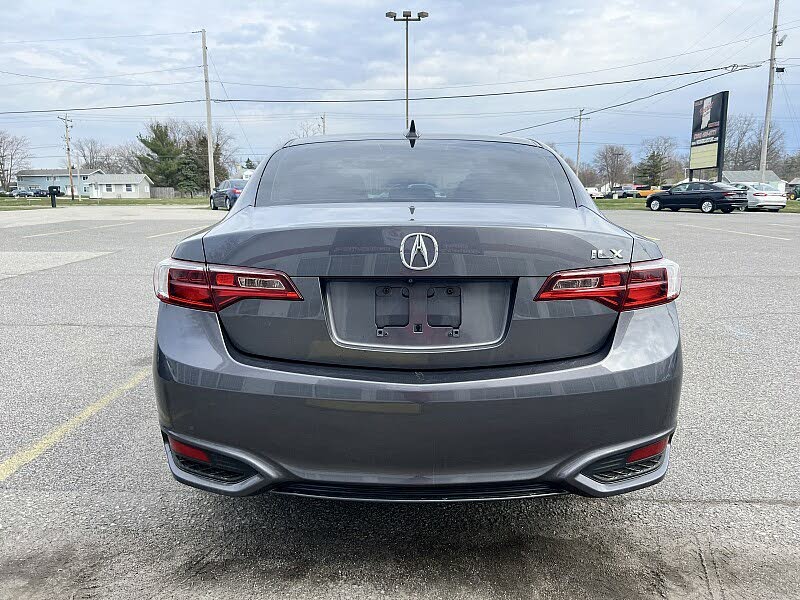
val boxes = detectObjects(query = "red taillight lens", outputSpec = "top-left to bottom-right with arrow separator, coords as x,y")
626,437 -> 668,463
232,188 -> 242,194
168,437 -> 210,463
536,265 -> 629,310
154,258 -> 302,311
207,265 -> 302,308
753,192 -> 767,197
535,258 -> 680,311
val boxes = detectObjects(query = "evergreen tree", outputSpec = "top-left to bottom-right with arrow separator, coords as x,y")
244,157 -> 256,169
136,123 -> 183,187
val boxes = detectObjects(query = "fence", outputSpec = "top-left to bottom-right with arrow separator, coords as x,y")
150,187 -> 208,199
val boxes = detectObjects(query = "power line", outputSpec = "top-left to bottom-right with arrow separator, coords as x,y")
0,64 -> 746,116
500,66 -> 757,135
209,54 -> 255,157
214,65 -> 746,105
0,66 -> 202,88
0,100 -> 204,116
0,31 -> 197,45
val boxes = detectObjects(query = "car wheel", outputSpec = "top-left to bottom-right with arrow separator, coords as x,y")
225,197 -> 232,210
700,200 -> 715,213
649,199 -> 661,211
210,196 -> 217,210
737,206 -> 745,211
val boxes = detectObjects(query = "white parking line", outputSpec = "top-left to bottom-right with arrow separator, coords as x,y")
21,222 -> 134,239
768,223 -> 800,229
146,226 -> 204,239
678,224 -> 791,241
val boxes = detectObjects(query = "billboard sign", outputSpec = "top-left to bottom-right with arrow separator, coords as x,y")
689,91 -> 729,172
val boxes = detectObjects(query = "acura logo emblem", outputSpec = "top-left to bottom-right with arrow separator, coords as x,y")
400,233 -> 438,270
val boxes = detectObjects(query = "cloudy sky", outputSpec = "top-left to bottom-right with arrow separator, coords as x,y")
2,0 -> 799,169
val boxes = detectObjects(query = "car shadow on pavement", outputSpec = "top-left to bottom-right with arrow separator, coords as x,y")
162,492 -> 697,599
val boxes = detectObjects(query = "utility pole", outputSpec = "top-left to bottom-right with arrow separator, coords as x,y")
386,10 -> 429,129
57,114 -> 75,201
574,108 -> 585,178
321,113 -> 326,135
200,29 -> 216,194
759,0 -> 780,183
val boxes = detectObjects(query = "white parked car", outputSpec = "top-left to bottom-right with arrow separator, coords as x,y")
585,187 -> 604,199
732,183 -> 786,211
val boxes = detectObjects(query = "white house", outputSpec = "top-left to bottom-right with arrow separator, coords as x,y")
87,174 -> 153,199
17,168 -> 104,195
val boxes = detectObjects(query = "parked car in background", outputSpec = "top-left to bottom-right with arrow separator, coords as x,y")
33,189 -> 49,197
731,182 -> 787,212
635,185 -> 661,198
604,186 -> 623,198
646,182 -> 747,213
210,179 -> 248,210
585,187 -> 603,199
11,189 -> 33,197
621,184 -> 637,198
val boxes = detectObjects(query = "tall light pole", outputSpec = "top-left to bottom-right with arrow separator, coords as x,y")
759,0 -> 780,183
385,10 -> 428,129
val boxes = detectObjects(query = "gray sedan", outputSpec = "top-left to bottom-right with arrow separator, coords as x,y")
153,134 -> 682,502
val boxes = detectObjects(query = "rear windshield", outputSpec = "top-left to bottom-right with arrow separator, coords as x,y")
256,140 -> 575,207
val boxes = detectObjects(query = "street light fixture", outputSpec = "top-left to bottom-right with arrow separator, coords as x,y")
385,9 -> 429,128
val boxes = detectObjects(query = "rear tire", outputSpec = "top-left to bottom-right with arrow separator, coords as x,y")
701,200 -> 715,213
225,197 -> 232,210
649,199 -> 661,211
210,196 -> 217,210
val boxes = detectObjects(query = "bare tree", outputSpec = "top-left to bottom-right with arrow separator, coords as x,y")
74,138 -> 109,170
0,131 -> 31,190
593,145 -> 632,188
292,119 -> 324,138
723,114 -> 785,171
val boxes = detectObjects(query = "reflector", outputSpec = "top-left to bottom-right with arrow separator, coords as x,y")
168,437 -> 210,463
626,437 -> 668,463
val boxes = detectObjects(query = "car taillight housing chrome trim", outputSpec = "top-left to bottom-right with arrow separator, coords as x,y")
535,258 -> 680,311
154,258 -> 303,311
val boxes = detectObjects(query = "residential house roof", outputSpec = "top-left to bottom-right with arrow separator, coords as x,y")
722,170 -> 783,183
89,173 -> 153,184
17,168 -> 104,177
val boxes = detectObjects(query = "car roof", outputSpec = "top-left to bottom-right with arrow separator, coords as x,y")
282,133 -> 544,148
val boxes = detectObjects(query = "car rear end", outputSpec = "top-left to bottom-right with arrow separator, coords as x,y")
747,183 -> 787,210
153,136 -> 682,501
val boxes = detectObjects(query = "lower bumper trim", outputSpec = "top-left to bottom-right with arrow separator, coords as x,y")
272,481 -> 566,502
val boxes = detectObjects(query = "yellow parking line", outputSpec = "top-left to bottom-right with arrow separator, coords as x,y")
146,226 -> 204,239
0,368 -> 149,481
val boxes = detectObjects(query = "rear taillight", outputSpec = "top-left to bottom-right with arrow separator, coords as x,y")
724,191 -> 738,197
535,258 -> 680,311
753,192 -> 767,197
232,188 -> 242,194
154,258 -> 302,311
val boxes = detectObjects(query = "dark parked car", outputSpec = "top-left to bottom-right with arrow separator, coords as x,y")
11,189 -> 33,197
646,181 -> 747,213
210,179 -> 247,210
154,133 -> 682,502
33,189 -> 49,197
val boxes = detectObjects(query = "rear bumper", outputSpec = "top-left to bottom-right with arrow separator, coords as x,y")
153,302 -> 682,500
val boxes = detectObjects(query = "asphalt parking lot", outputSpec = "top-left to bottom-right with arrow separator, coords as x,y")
1,205 -> 799,599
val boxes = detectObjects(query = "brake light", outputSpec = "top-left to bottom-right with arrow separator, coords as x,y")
724,191 -> 739,197
154,258 -> 302,311
753,192 -> 767,197
535,258 -> 680,311
232,188 -> 242,194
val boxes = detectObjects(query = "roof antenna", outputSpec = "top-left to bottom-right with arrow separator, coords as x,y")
405,119 -> 419,148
